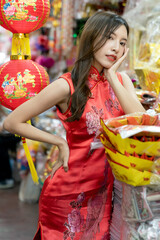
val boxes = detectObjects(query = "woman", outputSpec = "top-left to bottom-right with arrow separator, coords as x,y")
4,11 -> 145,240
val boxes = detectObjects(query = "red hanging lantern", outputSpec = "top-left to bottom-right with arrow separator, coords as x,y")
0,0 -> 50,33
0,33 -> 50,184
0,33 -> 49,110
0,59 -> 49,110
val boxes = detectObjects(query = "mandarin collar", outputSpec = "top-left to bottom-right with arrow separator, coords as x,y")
88,66 -> 107,82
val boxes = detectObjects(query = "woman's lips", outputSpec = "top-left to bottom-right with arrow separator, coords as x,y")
106,55 -> 117,62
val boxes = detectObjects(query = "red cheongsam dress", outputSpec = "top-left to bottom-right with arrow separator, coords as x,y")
33,66 -> 124,240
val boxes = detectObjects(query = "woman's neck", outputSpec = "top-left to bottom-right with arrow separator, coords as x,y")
92,62 -> 103,74
91,65 -> 104,75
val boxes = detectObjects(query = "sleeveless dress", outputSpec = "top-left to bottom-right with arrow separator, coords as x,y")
33,66 -> 124,240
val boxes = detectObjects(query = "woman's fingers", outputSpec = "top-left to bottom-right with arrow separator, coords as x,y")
50,160 -> 63,178
50,157 -> 68,178
61,141 -> 69,172
118,47 -> 129,63
63,157 -> 69,172
50,141 -> 69,178
122,47 -> 129,59
50,154 -> 69,178
115,48 -> 129,66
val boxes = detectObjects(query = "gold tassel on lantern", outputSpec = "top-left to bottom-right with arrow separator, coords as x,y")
15,120 -> 39,184
21,137 -> 39,184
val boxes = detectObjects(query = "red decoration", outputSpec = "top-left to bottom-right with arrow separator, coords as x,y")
0,59 -> 49,110
0,0 -> 50,33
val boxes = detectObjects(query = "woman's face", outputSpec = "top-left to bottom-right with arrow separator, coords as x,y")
92,25 -> 128,73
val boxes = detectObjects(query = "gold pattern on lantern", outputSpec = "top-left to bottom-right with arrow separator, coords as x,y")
3,0 -> 38,21
2,70 -> 36,99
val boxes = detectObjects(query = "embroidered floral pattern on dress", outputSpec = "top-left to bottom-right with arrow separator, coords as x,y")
64,190 -> 108,240
80,190 -> 108,240
86,111 -> 99,135
88,69 -> 100,89
86,106 -> 104,135
90,73 -> 99,81
105,98 -> 120,116
64,193 -> 85,240
88,66 -> 121,118
88,66 -> 107,84
63,131 -> 110,240
79,155 -> 109,240
105,85 -> 120,115
109,85 -> 115,100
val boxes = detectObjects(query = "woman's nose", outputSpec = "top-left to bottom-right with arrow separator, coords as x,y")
112,41 -> 120,52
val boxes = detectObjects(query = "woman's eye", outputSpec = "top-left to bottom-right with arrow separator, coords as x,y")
120,42 -> 126,46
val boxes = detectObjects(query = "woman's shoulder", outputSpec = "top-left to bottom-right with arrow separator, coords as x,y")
58,72 -> 74,94
59,72 -> 72,80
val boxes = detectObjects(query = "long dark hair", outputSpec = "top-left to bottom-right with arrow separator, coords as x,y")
66,11 -> 129,122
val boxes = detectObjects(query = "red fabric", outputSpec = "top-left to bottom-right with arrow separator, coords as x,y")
33,66 -> 124,240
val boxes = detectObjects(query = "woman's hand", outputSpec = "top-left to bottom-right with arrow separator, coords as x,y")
104,48 -> 129,81
50,139 -> 69,178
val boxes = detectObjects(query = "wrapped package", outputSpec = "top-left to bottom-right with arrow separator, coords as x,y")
100,112 -> 160,186
123,0 -> 160,99
135,15 -> 160,95
110,179 -> 160,240
119,183 -> 160,240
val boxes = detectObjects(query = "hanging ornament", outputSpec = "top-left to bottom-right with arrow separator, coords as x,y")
0,2 -> 50,183
0,33 -> 49,110
0,59 -> 49,110
0,0 -> 50,33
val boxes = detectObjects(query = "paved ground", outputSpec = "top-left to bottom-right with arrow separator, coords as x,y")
0,184 -> 39,240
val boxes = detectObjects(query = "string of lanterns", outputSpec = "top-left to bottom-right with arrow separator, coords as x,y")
0,0 -> 51,184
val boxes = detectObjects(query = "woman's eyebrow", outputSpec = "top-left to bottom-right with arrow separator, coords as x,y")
111,32 -> 127,41
121,38 -> 127,41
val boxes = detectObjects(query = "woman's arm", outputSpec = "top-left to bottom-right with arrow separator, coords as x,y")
107,71 -> 145,114
3,78 -> 70,174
